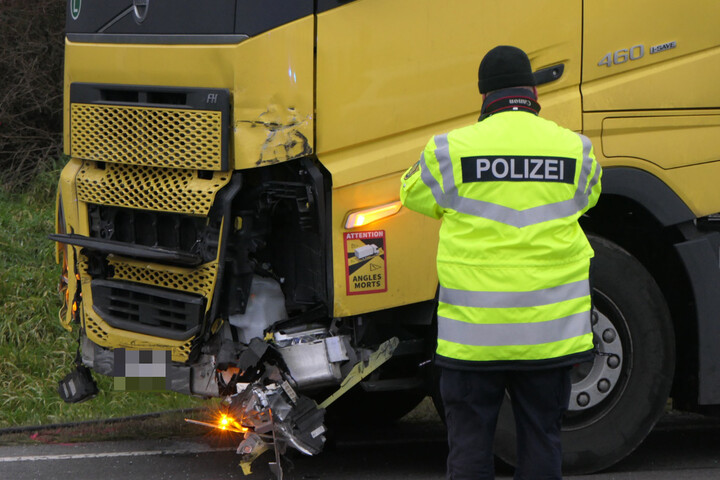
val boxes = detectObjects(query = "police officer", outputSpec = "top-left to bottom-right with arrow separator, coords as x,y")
400,46 -> 602,480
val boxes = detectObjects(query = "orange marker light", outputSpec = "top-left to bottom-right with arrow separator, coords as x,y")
345,201 -> 402,229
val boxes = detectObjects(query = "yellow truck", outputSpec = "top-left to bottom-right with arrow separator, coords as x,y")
54,0 -> 720,474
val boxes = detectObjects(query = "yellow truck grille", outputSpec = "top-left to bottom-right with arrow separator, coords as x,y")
71,103 -> 224,170
109,258 -> 218,299
76,162 -> 230,216
78,255 -> 199,362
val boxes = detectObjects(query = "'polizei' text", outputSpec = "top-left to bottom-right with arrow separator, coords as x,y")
461,156 -> 576,184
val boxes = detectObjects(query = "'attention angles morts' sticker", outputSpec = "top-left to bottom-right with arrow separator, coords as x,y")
344,230 -> 387,295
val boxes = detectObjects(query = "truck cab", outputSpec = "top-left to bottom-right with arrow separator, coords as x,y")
55,0 -> 720,473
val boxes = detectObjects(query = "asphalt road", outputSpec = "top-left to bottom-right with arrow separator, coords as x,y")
1,404 -> 719,480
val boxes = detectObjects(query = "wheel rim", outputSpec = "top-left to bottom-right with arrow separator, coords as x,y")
564,289 -> 633,430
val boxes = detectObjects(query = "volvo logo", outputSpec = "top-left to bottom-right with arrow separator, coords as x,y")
133,0 -> 149,24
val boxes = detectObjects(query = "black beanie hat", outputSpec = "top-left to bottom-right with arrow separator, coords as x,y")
477,45 -> 535,94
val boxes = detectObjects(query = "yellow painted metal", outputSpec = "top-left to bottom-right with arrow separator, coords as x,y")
657,162 -> 720,218
57,246 -> 76,332
59,2 -> 720,335
57,157 -> 83,235
582,0 -> 720,111
84,310 -> 194,363
54,189 -> 62,264
56,158 -> 84,330
602,113 -> 720,170
63,16 -> 314,169
316,0 -> 582,187
585,110 -> 720,217
331,172 -> 439,317
319,0 -> 580,315
229,18 -> 314,169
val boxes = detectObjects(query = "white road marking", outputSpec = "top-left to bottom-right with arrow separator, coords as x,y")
0,446 -> 235,463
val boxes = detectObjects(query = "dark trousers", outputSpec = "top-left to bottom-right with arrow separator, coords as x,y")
440,367 -> 571,480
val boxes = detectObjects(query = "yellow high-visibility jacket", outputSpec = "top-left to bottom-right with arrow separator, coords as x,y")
401,109 -> 602,369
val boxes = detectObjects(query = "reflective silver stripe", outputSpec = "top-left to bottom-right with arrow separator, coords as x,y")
575,133 -> 594,197
447,194 -> 581,228
429,131 -> 598,228
419,152 -> 447,206
434,134 -> 455,197
589,163 -> 601,192
571,133 -> 596,211
438,311 -> 591,347
585,156 -> 602,197
440,279 -> 590,309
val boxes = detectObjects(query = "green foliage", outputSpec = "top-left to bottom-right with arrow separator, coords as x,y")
0,0 -> 65,192
0,180 -> 204,429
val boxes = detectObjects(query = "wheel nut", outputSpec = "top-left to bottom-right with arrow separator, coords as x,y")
598,379 -> 611,393
591,311 -> 599,325
577,392 -> 590,407
607,355 -> 620,369
602,328 -> 616,343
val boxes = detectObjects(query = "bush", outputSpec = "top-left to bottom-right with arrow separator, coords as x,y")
0,0 -> 65,192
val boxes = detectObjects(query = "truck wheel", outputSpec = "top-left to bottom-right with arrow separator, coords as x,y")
494,235 -> 675,474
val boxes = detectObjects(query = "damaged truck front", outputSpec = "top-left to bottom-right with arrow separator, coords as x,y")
56,0 -> 720,476
53,1 -> 435,472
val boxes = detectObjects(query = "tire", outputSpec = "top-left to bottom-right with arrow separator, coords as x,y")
494,235 -> 675,474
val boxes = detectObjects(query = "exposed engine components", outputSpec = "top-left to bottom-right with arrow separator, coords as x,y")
274,327 -> 351,389
185,337 -> 400,479
231,365 -> 327,476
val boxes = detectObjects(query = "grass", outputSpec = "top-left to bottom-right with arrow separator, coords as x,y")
0,170 -> 205,429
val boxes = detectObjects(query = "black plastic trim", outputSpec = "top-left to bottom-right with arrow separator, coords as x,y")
675,232 -> 720,405
49,233 -> 202,267
601,167 -> 695,227
66,0 -> 237,35
70,83 -> 229,112
66,0 -> 321,41
302,157 -> 333,311
91,279 -> 204,341
87,205 -> 217,264
236,0 -> 313,37
316,0 -> 357,13
67,33 -> 249,45
534,64 -> 565,86
205,174 -> 244,339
